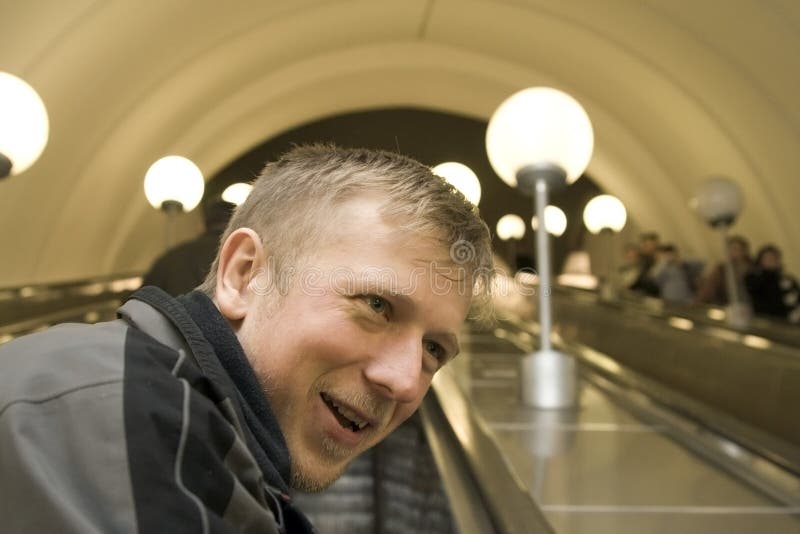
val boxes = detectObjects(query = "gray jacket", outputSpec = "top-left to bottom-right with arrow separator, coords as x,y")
0,288 -> 313,533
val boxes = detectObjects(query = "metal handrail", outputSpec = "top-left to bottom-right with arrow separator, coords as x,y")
425,367 -> 555,534
0,300 -> 123,344
496,313 -> 800,506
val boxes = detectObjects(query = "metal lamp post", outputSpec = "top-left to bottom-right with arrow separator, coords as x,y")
486,87 -> 594,408
0,72 -> 49,178
497,214 -> 526,270
144,155 -> 205,248
583,194 -> 627,301
692,176 -> 751,328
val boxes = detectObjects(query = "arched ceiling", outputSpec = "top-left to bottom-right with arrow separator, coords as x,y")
1,0 -> 798,285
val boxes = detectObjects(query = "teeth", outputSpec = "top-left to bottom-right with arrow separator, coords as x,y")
331,400 -> 367,428
322,393 -> 369,429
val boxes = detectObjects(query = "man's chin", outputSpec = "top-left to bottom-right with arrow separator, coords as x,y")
288,434 -> 365,492
290,463 -> 347,493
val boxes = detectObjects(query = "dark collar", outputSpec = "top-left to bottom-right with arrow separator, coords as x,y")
130,286 -> 292,492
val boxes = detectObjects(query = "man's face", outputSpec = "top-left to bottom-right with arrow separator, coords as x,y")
640,238 -> 658,256
728,241 -> 747,261
236,197 -> 473,491
760,251 -> 781,271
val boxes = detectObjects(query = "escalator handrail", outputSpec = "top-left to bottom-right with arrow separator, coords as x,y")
425,367 -> 555,534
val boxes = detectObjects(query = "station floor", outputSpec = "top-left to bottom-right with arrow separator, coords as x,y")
445,330 -> 800,533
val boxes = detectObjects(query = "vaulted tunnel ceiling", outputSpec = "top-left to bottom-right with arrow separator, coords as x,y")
1,0 -> 798,285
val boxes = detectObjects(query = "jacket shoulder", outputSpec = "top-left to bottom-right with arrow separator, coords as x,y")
0,320 -> 130,409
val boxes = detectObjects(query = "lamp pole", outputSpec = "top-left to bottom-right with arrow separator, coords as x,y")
161,200 -> 184,249
144,155 -> 205,250
497,213 -> 526,272
717,223 -> 750,328
583,194 -> 627,301
486,87 -> 594,409
599,228 -> 617,300
519,164 -> 576,407
692,176 -> 750,329
518,164 -> 566,353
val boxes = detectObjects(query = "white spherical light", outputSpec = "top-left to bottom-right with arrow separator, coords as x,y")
496,213 -> 526,241
222,182 -> 253,206
432,161 -> 482,205
143,155 -> 204,212
531,205 -> 567,237
691,176 -> 743,227
583,194 -> 627,234
0,72 -> 49,176
486,87 -> 593,188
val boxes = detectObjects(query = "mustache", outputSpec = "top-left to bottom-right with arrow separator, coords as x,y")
315,382 -> 392,425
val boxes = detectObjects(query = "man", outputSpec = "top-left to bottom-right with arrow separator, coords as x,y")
651,243 -> 693,304
745,244 -> 800,322
696,235 -> 752,306
629,232 -> 661,297
0,145 -> 494,533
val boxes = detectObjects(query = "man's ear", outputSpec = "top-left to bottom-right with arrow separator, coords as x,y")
215,228 -> 266,321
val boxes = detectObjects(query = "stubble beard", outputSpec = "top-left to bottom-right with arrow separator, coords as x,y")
288,392 -> 390,492
288,398 -> 376,492
250,360 -> 356,492
290,444 -> 351,492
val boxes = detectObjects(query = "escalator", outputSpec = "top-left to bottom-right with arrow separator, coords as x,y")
3,277 -> 799,532
0,274 -> 142,344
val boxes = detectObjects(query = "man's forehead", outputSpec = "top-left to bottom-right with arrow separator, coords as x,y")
340,262 -> 470,296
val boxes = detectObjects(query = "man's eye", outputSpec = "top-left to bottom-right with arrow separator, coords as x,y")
424,340 -> 446,363
366,295 -> 389,316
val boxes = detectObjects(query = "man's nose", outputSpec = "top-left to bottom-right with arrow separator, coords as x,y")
363,333 -> 425,404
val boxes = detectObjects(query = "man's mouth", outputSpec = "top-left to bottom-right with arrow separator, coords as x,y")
320,392 -> 371,433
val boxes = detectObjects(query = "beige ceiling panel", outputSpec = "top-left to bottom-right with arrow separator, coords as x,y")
1,0 -> 798,283
104,42 -> 543,274
424,0 -> 796,267
1,0 -> 432,284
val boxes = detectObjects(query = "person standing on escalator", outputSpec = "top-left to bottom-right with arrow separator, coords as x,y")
745,244 -> 800,323
0,145 -> 495,533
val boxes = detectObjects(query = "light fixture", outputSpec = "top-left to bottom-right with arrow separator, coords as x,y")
486,87 -> 592,189
144,155 -> 204,212
691,176 -> 750,328
486,86 -> 593,409
144,155 -> 204,247
496,213 -> 526,271
691,176 -> 742,228
432,161 -> 482,205
496,214 -> 526,241
222,182 -> 253,206
582,194 -> 627,234
0,72 -> 49,178
583,194 -> 627,300
530,205 -> 567,237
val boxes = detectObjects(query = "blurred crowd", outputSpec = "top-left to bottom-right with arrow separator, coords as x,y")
618,232 -> 800,324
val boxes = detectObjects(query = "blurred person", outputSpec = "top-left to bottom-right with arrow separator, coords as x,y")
629,232 -> 660,296
652,243 -> 693,304
618,242 -> 643,290
745,244 -> 800,322
638,232 -> 660,265
142,199 -> 235,296
0,145 -> 494,533
696,235 -> 753,306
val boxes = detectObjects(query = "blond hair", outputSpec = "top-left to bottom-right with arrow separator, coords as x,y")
199,144 -> 494,317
